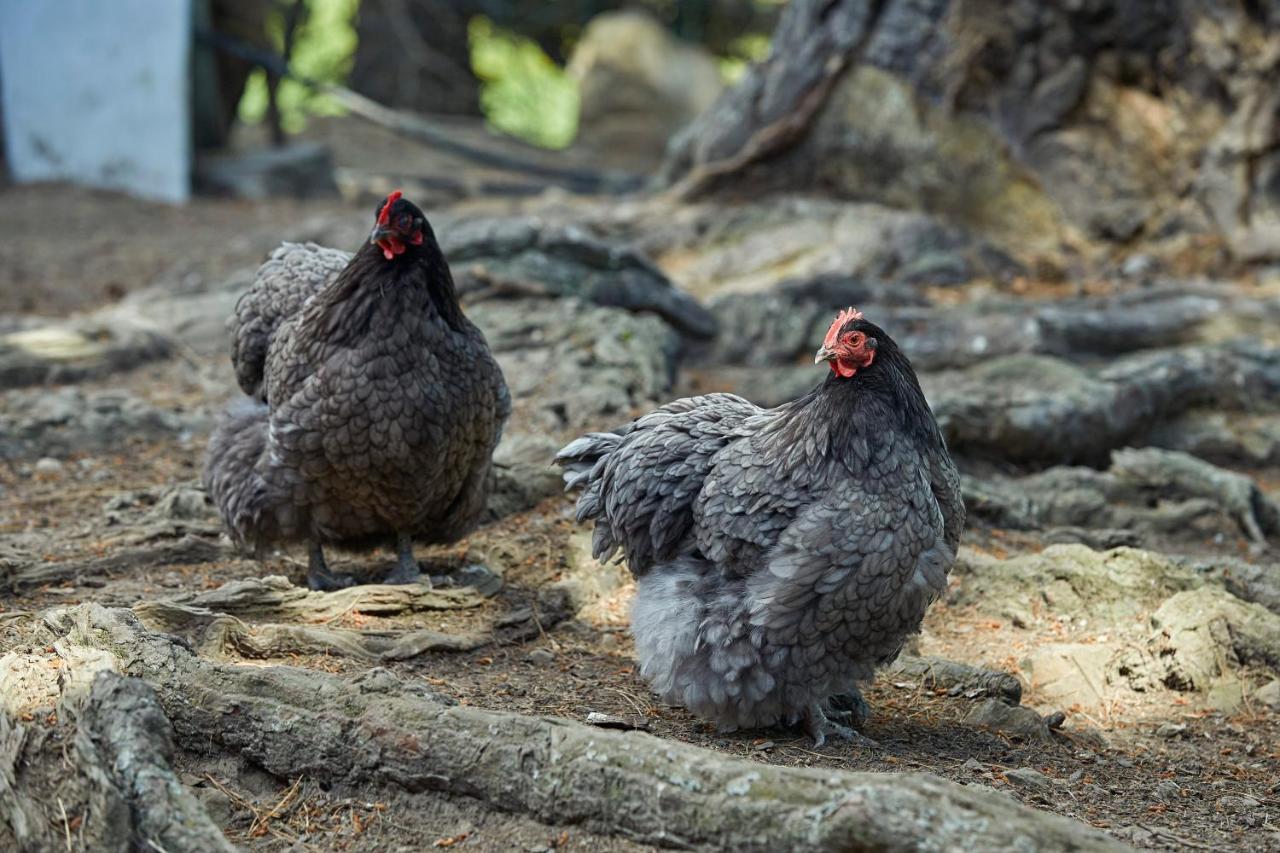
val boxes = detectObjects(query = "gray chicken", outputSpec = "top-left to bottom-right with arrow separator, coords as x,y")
556,309 -> 963,744
204,191 -> 510,590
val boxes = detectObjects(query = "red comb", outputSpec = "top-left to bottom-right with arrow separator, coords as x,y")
376,190 -> 404,226
823,307 -> 864,348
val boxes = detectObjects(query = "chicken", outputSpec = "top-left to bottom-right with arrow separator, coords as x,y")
555,308 -> 963,744
204,191 -> 510,591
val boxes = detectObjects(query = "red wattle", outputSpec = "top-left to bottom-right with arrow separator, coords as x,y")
377,236 -> 406,260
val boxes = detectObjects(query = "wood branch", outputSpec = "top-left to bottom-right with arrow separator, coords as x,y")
43,604 -> 1127,852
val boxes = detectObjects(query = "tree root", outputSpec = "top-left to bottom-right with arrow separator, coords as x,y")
1,667 -> 233,852
36,603 -> 1126,852
162,573 -> 488,620
932,343 -> 1280,467
132,601 -> 489,661
4,535 -> 228,593
965,447 -> 1280,545
891,655 -> 1024,705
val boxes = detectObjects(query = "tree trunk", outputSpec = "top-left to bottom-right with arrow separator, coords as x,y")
661,0 -> 1280,262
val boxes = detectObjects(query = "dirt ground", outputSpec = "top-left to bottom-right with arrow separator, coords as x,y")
2,161 -> 1279,852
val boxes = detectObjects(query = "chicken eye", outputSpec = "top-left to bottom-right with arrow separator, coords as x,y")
845,332 -> 864,348
397,214 -> 412,230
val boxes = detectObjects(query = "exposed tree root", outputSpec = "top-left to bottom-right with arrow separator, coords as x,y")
0,669 -> 233,853
966,447 -> 1280,546
3,535 -> 228,593
891,655 -> 1024,706
34,604 -> 1126,852
162,573 -> 488,620
132,601 -> 489,661
934,343 -> 1280,467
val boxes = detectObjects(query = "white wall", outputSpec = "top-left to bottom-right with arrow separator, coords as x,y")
0,0 -> 192,203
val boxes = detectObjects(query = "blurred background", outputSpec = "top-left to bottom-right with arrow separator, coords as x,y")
5,0 -> 1280,611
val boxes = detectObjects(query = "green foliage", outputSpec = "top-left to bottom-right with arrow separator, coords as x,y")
238,0 -> 359,133
468,16 -> 579,150
718,32 -> 771,83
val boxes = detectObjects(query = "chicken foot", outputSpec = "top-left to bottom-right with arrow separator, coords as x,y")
803,702 -> 879,749
826,686 -> 872,729
307,541 -> 356,591
383,532 -> 428,586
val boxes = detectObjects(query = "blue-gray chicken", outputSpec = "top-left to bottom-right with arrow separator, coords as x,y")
204,191 -> 510,590
556,309 -> 963,744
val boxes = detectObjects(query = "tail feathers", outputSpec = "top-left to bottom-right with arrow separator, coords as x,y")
554,433 -> 619,486
202,399 -> 281,549
555,430 -> 626,560
555,431 -> 622,511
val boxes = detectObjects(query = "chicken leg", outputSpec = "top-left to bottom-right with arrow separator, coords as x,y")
307,541 -> 355,591
827,686 -> 872,729
803,702 -> 879,749
383,532 -> 427,586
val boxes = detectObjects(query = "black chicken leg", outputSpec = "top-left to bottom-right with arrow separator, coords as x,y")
803,702 -> 879,749
307,541 -> 355,591
827,686 -> 873,729
383,532 -> 426,586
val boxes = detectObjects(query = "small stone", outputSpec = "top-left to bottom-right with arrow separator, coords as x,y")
1217,795 -> 1260,815
526,648 -> 556,666
34,457 -> 64,476
1067,769 -> 1084,783
1254,679 -> 1280,710
1114,757 -> 1135,768
451,563 -> 503,597
584,712 -> 649,731
751,740 -> 775,752
192,783 -> 234,826
1116,825 -> 1155,845
1156,723 -> 1188,739
1071,727 -> 1111,751
1005,767 -> 1052,790
1155,780 -> 1181,801
962,757 -> 984,772
1120,254 -> 1155,278
963,699 -> 1053,742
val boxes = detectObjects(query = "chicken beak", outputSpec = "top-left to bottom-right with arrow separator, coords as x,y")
370,225 -> 393,243
814,346 -> 836,365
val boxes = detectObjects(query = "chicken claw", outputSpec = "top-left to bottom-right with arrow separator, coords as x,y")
804,703 -> 879,749
383,533 -> 429,587
307,541 -> 355,591
827,687 -> 872,729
